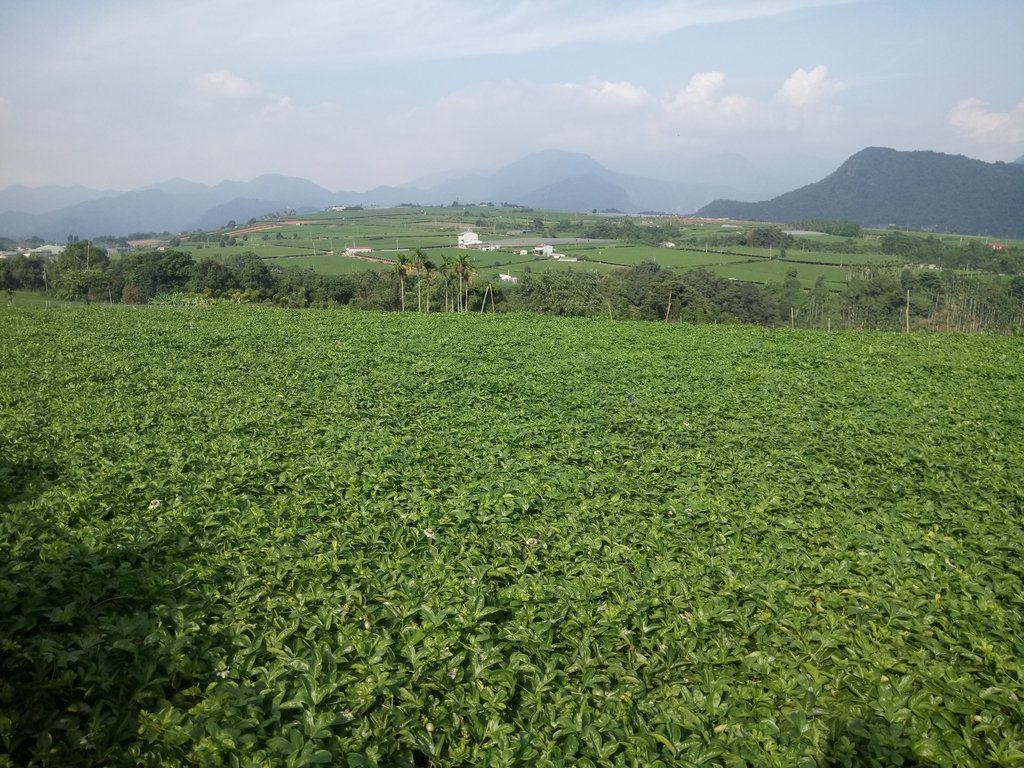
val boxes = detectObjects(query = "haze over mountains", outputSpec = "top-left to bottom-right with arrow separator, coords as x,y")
0,150 -> 778,241
1,148 -> 1023,241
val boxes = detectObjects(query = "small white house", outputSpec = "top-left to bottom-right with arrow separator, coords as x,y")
458,231 -> 481,248
534,244 -> 554,258
499,273 -> 518,284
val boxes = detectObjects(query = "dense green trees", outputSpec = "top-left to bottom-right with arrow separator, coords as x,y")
0,254 -> 47,291
509,265 -> 779,325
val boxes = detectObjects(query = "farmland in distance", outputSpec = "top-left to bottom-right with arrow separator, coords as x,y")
2,305 -> 1023,766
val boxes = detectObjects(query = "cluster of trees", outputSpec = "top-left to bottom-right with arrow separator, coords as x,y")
0,253 -> 48,291
34,243 -> 358,307
580,218 -> 685,246
880,232 -> 1021,273
513,265 -> 777,324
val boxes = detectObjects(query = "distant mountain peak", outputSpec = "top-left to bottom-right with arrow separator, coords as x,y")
141,178 -> 211,195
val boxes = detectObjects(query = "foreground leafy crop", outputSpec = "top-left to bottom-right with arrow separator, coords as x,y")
1,306 -> 1023,767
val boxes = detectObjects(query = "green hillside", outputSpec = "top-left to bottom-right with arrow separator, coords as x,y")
3,305 -> 1024,766
698,148 -> 1024,238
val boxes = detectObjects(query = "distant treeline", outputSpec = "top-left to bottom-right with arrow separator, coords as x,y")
4,239 -> 1023,332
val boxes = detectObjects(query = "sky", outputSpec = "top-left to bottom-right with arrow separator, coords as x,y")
1,0 -> 1022,192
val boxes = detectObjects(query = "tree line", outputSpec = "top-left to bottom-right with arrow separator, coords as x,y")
4,239 -> 1023,332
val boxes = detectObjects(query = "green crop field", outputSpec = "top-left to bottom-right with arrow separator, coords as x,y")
780,251 -> 900,267
562,245 -> 751,271
3,306 -> 1023,767
707,260 -> 854,288
263,253 -> 391,275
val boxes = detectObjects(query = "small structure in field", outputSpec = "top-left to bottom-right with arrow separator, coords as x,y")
499,273 -> 518,283
458,231 -> 481,248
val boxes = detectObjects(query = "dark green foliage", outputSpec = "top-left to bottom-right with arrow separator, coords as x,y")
745,226 -> 794,249
509,264 -> 778,324
0,254 -> 47,290
580,217 -> 682,245
513,271 -> 609,316
110,250 -> 196,301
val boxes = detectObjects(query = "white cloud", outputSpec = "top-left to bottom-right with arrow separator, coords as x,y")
678,71 -> 727,103
665,72 -> 758,131
192,70 -> 263,100
948,98 -> 1024,144
777,65 -> 845,107
559,79 -> 651,110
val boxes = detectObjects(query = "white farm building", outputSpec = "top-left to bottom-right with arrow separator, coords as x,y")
457,231 -> 481,249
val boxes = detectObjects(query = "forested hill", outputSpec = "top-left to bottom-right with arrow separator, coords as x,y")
698,148 -> 1024,238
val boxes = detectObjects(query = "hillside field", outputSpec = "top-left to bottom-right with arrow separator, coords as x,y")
2,306 -> 1023,766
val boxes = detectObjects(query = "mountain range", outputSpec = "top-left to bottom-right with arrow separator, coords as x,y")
698,148 -> 1024,238
1,148 -> 1023,241
0,151 -> 798,241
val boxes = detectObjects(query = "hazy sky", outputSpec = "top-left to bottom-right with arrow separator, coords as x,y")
1,0 -> 1022,191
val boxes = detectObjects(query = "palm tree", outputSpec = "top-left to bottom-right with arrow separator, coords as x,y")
411,248 -> 427,312
392,251 -> 411,311
455,253 -> 475,312
440,254 -> 454,313
421,257 -> 436,313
